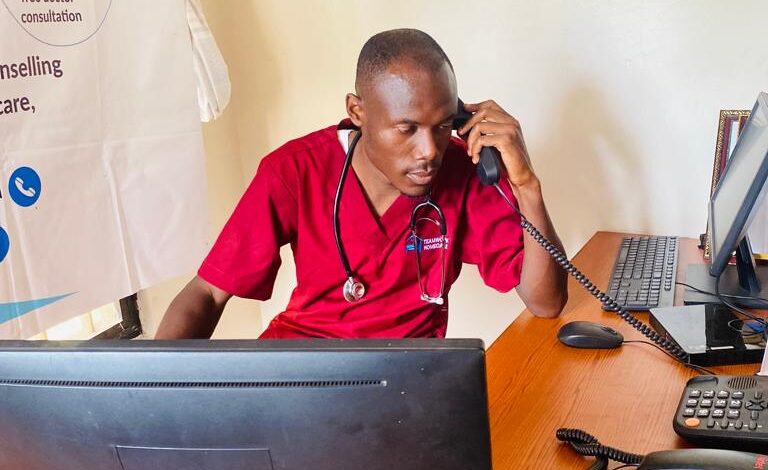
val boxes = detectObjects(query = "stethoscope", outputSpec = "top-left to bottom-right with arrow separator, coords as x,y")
333,130 -> 447,304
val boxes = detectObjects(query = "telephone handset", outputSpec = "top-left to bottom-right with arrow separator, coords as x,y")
452,99 -> 502,186
637,448 -> 767,470
557,428 -> 766,470
15,177 -> 36,198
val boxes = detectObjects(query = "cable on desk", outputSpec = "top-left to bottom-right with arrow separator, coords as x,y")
714,276 -> 768,343
674,281 -> 768,349
676,281 -> 768,305
494,184 -> 688,362
726,318 -> 766,337
556,428 -> 644,469
588,457 -> 609,470
622,340 -> 716,375
676,281 -> 768,333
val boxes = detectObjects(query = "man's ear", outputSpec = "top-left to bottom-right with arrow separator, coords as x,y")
346,93 -> 364,127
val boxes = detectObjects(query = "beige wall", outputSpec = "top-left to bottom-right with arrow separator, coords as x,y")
137,0 -> 267,339
141,0 -> 768,345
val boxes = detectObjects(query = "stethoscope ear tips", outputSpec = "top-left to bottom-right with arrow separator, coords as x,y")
343,277 -> 366,302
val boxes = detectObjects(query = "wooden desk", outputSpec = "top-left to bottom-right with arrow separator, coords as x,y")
486,231 -> 762,469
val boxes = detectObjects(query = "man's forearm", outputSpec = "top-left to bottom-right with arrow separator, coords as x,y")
512,178 -> 568,318
154,278 -> 228,339
154,304 -> 221,339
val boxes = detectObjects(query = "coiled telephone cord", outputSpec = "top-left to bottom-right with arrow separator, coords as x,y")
492,183 -> 689,362
556,428 -> 644,469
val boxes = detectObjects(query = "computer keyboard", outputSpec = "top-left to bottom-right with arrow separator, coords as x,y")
674,375 -> 768,452
603,235 -> 678,311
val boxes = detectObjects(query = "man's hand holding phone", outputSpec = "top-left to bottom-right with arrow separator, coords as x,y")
457,100 -> 537,191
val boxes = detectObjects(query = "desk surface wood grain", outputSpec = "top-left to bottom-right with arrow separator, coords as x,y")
486,231 -> 761,469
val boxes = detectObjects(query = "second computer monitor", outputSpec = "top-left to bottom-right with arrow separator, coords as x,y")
685,91 -> 768,306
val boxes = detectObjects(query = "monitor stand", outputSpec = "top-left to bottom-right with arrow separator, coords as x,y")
684,236 -> 768,308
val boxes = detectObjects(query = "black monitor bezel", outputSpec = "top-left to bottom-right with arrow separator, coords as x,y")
0,338 -> 491,470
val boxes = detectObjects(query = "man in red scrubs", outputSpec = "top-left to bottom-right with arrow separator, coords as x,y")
156,29 -> 567,339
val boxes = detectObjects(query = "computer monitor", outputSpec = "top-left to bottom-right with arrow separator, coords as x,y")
0,339 -> 491,470
685,91 -> 768,307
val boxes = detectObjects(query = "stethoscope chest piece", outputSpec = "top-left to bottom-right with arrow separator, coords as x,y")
343,277 -> 366,302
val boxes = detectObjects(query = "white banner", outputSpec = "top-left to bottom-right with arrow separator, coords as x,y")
0,0 -> 209,338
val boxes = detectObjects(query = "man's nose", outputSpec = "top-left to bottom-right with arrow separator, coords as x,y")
415,130 -> 439,162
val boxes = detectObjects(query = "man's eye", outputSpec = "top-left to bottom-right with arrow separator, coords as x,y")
396,125 -> 416,134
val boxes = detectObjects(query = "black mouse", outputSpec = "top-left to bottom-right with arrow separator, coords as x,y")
557,321 -> 624,349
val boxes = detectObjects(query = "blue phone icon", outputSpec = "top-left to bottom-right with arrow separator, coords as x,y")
0,227 -> 9,263
8,167 -> 41,207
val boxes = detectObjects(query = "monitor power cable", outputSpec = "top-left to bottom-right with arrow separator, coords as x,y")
714,276 -> 768,342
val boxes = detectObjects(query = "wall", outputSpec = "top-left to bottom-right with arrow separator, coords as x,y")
137,1 -> 265,339
140,0 -> 768,345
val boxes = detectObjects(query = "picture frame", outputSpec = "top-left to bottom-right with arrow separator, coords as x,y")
703,109 -> 751,259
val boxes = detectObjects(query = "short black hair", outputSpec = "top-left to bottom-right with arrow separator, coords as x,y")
355,28 -> 454,94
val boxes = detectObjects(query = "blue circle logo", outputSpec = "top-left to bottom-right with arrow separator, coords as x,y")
8,167 -> 42,207
0,227 -> 9,263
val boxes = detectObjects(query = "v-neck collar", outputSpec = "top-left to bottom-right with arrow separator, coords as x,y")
349,168 -> 415,242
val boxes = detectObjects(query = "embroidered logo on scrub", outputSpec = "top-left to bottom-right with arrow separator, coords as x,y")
405,234 -> 449,253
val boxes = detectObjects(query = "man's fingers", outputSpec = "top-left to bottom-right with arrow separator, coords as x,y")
469,120 -> 517,136
458,105 -> 517,135
465,121 -> 513,157
462,99 -> 502,113
467,130 -> 522,165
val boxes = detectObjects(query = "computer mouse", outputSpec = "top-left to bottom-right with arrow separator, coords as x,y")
557,321 -> 624,349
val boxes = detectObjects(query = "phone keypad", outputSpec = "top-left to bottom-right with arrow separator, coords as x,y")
674,376 -> 768,452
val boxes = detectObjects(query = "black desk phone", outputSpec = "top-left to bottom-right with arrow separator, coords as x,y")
673,375 -> 768,452
636,449 -> 766,470
557,428 -> 766,469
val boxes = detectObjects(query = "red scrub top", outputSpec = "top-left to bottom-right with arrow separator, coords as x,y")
198,120 -> 524,338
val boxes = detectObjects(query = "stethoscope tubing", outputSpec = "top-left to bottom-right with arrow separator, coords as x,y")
333,130 -> 361,280
333,129 -> 446,304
